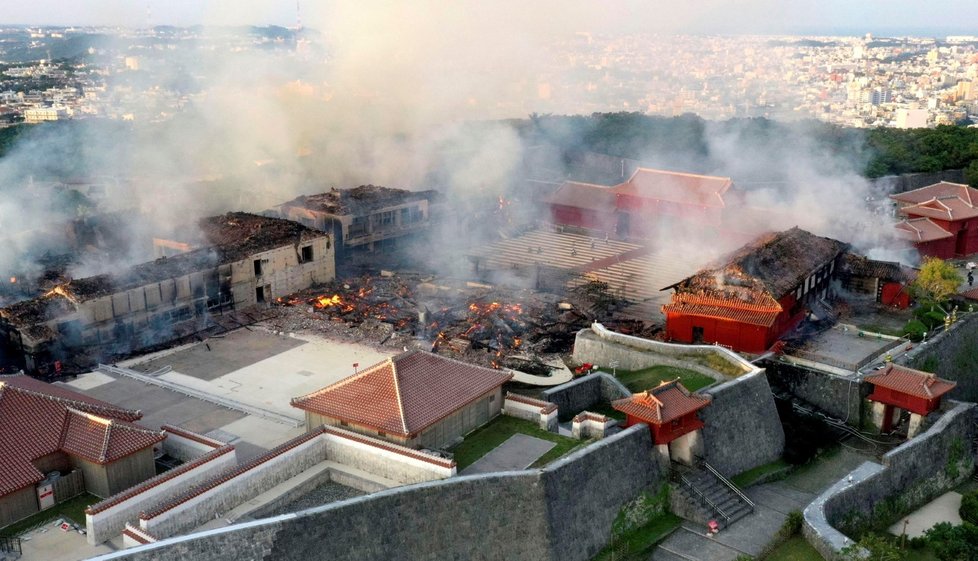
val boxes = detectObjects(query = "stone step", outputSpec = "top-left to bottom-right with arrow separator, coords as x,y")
657,527 -> 748,561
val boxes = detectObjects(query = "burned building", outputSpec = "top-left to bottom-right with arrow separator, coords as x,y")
276,185 -> 437,257
0,213 -> 334,374
662,227 -> 848,353
837,253 -> 916,309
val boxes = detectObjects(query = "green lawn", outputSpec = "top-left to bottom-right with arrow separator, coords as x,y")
592,513 -> 681,561
615,365 -> 716,393
732,459 -> 792,488
762,535 -> 824,561
452,416 -> 586,470
0,493 -> 98,537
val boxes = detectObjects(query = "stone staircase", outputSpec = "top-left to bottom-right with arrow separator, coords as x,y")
673,463 -> 754,530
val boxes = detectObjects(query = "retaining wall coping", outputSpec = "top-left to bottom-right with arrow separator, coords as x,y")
803,461 -> 884,554
589,322 -> 756,374
544,423 -> 648,472
86,445 -> 236,515
572,412 -> 610,424
161,425 -> 227,449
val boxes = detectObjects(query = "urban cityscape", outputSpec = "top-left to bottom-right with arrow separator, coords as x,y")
0,3 -> 977,561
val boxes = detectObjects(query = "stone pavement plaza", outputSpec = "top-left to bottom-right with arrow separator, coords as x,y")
461,435 -> 556,475
888,491 -> 963,539
66,329 -> 390,461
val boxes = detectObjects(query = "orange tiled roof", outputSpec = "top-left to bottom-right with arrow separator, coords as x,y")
0,375 -> 163,497
894,217 -> 954,243
662,293 -> 782,327
611,380 -> 710,424
612,167 -> 732,208
900,196 -> 978,221
890,182 -> 978,206
864,364 -> 956,400
291,350 -> 513,437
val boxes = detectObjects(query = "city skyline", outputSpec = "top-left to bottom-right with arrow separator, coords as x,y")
2,0 -> 977,37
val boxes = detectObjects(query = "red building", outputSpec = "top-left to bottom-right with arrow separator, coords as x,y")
544,168 -> 732,239
837,254 -> 916,310
662,228 -> 848,353
864,364 -> 955,434
891,182 -> 978,258
545,181 -> 619,234
612,380 -> 710,446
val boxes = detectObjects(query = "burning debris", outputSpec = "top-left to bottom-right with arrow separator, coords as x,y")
273,274 -> 593,370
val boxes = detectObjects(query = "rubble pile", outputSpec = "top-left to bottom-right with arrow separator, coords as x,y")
271,275 -> 594,370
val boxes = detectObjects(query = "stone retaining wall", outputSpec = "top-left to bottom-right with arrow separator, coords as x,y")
765,360 -> 867,424
902,312 -> 978,402
90,425 -> 661,561
803,401 -> 976,560
699,370 -> 785,477
542,373 -> 629,422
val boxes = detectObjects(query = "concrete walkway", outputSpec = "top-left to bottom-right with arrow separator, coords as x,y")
652,482 -> 816,561
461,434 -> 555,475
888,491 -> 963,538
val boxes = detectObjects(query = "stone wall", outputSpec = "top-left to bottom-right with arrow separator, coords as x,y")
90,426 -> 661,561
541,373 -> 630,421
803,401 -> 976,560
503,393 -> 559,431
765,360 -> 867,424
871,169 -> 965,195
902,312 -> 978,402
321,427 -> 456,484
161,426 -> 226,462
699,370 -> 786,478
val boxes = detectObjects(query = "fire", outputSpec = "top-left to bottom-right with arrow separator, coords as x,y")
316,294 -> 343,308
8,277 -> 15,284
43,284 -> 79,304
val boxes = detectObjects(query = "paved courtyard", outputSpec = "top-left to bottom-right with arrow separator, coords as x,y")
888,491 -> 963,538
461,434 -> 556,475
16,519 -> 119,561
63,328 -> 391,462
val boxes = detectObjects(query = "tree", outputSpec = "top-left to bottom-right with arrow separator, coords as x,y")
910,257 -> 962,307
965,159 -> 978,188
839,533 -> 901,561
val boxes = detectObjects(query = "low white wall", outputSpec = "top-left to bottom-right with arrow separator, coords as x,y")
161,425 -> 226,462
322,427 -> 456,484
503,394 -> 559,431
86,446 -> 237,545
140,432 -> 325,539
571,413 -> 616,440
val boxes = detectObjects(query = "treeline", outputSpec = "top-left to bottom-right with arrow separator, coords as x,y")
516,112 -> 978,185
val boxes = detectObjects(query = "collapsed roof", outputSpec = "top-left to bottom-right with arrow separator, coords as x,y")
280,185 -> 438,215
666,227 -> 848,305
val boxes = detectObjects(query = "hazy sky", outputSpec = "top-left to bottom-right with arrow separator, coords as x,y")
2,0 -> 977,36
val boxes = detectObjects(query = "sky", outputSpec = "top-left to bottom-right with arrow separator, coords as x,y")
2,0 -> 977,37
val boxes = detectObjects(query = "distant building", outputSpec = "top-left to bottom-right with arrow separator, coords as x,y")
894,107 -> 928,129
23,106 -> 69,124
0,213 -> 334,374
291,350 -> 512,449
662,227 -> 847,353
891,182 -> 978,258
0,375 -> 164,527
276,185 -> 436,256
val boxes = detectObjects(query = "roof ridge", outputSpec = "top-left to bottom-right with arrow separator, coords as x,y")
629,166 -> 732,182
2,382 -> 142,421
389,357 -> 409,435
100,417 -> 113,463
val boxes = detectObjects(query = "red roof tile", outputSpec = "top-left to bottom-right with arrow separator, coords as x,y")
612,380 -> 710,424
865,364 -> 956,400
662,294 -> 782,327
546,181 -> 618,212
894,217 -> 954,243
900,196 -> 978,221
612,168 -> 732,208
291,350 -> 513,437
0,375 -> 163,497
